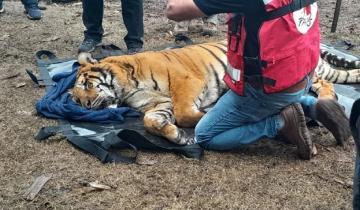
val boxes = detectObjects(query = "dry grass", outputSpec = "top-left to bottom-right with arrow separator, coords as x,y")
0,0 -> 359,209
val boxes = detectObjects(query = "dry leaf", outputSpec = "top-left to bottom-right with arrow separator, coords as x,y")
23,174 -> 52,201
88,181 -> 111,190
43,37 -> 60,42
334,178 -> 352,188
16,110 -> 33,116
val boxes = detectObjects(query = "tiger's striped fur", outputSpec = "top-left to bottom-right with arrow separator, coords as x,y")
320,45 -> 360,69
71,41 -> 359,145
72,41 -> 228,144
311,51 -> 360,99
315,56 -> 360,84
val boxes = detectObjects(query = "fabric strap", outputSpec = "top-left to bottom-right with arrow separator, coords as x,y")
35,125 -> 137,164
264,0 -> 318,21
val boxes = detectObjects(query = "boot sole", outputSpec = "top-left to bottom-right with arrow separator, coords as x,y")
78,42 -> 102,53
292,103 -> 313,160
316,99 -> 351,146
26,14 -> 42,20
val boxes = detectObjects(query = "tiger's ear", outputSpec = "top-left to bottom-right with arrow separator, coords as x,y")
78,52 -> 98,65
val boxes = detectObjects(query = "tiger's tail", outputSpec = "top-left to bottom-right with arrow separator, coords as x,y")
315,59 -> 360,84
320,44 -> 360,69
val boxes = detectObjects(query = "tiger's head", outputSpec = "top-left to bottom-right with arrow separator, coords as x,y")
70,53 -> 119,109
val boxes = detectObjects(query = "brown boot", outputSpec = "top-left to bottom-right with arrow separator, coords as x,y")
278,103 -> 314,160
316,99 -> 351,146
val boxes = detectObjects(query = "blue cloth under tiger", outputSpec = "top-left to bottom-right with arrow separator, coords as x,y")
36,62 -> 140,123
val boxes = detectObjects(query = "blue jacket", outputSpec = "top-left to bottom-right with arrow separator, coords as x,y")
36,63 -> 140,123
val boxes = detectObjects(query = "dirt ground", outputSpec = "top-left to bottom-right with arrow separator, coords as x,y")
0,0 -> 359,209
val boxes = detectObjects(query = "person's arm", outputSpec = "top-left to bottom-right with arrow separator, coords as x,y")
166,0 -> 263,21
166,0 -> 206,21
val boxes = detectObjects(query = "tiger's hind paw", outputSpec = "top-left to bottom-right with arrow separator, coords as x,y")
174,129 -> 196,145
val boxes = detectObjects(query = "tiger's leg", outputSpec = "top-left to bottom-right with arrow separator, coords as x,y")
170,84 -> 205,128
125,90 -> 194,144
143,105 -> 194,145
311,76 -> 337,99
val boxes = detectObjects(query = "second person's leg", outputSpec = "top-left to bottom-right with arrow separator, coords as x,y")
79,0 -> 104,52
121,0 -> 144,54
21,0 -> 42,20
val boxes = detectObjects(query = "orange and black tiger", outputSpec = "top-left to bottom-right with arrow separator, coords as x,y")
311,49 -> 360,99
71,41 -> 228,145
71,41 -> 360,145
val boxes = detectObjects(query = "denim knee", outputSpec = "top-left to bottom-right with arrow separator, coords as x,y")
194,122 -> 212,145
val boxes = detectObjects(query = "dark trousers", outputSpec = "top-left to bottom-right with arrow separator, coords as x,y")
82,0 -> 143,49
22,0 -> 38,6
355,153 -> 360,210
351,99 -> 360,210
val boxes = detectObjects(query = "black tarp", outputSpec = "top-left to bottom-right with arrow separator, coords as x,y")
29,47 -> 203,163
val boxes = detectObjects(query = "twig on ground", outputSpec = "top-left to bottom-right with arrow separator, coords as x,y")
0,72 -> 20,81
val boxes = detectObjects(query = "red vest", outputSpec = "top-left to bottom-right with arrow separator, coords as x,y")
225,0 -> 320,95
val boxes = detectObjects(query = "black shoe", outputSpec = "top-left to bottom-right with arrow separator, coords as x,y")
24,4 -> 42,20
127,47 -> 143,55
78,39 -> 101,53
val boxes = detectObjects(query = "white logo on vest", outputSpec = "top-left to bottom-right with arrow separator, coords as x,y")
293,3 -> 318,34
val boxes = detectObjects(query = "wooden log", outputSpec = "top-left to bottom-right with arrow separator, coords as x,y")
331,0 -> 342,33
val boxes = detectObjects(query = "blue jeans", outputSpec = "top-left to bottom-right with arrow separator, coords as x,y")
195,76 -> 317,150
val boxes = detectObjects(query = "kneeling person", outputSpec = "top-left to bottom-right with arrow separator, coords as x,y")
166,0 -> 350,159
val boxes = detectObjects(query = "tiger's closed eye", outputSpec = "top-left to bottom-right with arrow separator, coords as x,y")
87,82 -> 94,89
73,97 -> 81,104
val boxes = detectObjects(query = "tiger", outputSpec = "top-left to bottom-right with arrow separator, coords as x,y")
70,40 -> 360,145
311,48 -> 360,99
